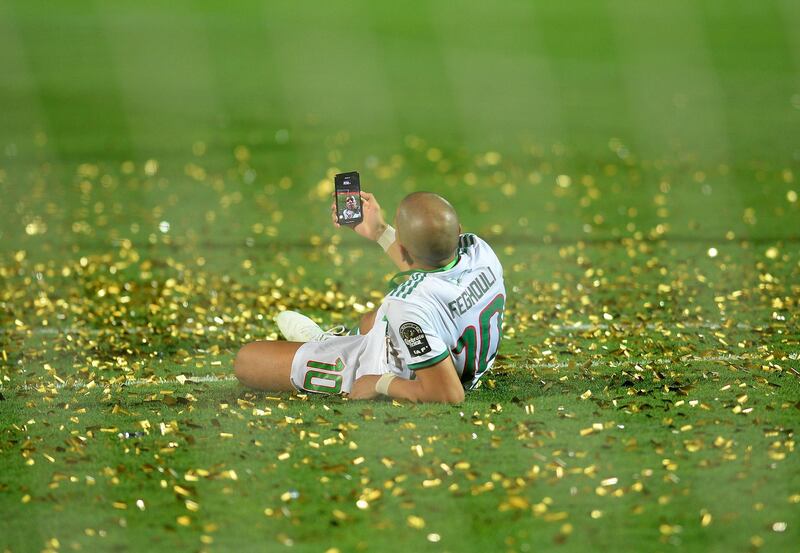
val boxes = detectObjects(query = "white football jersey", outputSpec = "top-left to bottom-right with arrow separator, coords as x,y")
379,233 -> 506,389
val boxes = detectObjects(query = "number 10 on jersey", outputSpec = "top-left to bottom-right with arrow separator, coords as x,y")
454,293 -> 505,386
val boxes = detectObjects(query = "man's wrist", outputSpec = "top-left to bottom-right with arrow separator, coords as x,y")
377,225 -> 396,252
371,223 -> 388,241
375,373 -> 397,395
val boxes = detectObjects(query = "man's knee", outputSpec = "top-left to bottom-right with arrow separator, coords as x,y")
234,343 -> 258,386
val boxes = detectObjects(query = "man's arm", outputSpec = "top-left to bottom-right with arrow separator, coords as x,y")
349,356 -> 465,404
382,236 -> 412,272
331,191 -> 411,271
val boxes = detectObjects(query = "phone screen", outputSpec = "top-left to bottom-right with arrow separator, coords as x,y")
334,171 -> 363,225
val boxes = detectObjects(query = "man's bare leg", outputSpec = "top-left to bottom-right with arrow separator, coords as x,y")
236,309 -> 377,391
234,341 -> 303,391
359,310 -> 378,334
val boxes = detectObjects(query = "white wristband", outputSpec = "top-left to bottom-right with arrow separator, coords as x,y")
375,373 -> 397,395
377,225 -> 396,252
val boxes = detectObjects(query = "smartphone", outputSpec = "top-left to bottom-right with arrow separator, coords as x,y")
334,171 -> 363,225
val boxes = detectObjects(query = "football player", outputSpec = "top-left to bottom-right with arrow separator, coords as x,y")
341,195 -> 361,220
234,191 -> 505,403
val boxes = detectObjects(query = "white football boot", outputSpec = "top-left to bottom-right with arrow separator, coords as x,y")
275,311 -> 347,342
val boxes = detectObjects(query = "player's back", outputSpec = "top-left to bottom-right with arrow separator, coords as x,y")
383,233 -> 506,388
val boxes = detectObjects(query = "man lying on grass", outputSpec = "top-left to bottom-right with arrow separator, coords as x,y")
234,191 -> 506,403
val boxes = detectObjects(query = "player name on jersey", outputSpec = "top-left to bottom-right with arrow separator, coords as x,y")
447,267 -> 498,318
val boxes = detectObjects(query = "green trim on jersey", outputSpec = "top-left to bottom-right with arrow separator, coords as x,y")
388,272 -> 423,298
408,350 -> 450,370
397,273 -> 426,298
459,233 -> 476,249
387,252 -> 461,294
391,253 -> 460,281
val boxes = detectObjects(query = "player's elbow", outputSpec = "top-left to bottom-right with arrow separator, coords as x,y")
445,386 -> 465,404
427,385 -> 464,404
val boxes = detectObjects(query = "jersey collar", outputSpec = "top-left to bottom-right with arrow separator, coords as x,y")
388,252 -> 461,289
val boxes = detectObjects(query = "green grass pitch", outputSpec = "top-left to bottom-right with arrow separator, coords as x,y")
1,1 -> 799,551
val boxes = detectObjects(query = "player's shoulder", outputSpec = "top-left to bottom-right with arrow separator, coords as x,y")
383,293 -> 424,324
385,272 -> 433,303
459,233 -> 502,269
458,232 -> 479,249
458,232 -> 495,255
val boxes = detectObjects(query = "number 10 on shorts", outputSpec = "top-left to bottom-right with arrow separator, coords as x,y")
303,358 -> 345,394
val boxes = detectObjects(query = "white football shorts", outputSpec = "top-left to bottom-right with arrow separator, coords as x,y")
289,321 -> 395,395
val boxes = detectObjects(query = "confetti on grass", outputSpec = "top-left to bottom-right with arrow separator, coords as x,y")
1,138 -> 798,552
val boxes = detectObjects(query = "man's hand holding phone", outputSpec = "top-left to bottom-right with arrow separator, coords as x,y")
330,171 -> 407,270
330,190 -> 388,242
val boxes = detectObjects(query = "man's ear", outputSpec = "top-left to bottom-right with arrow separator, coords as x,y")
458,224 -> 463,234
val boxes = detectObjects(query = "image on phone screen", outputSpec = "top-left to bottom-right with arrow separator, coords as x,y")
335,171 -> 363,225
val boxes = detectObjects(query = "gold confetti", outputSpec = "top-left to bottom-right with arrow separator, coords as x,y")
700,509 -> 712,527
2,132 -> 797,553
177,516 -> 191,527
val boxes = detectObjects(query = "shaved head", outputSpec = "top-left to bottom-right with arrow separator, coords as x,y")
395,192 -> 460,267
